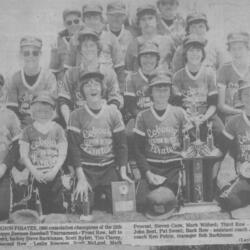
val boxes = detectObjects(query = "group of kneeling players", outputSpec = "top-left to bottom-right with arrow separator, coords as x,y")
0,0 -> 250,222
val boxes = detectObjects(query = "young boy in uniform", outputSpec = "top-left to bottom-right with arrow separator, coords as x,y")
19,92 -> 67,214
58,28 -> 122,126
217,32 -> 250,122
68,71 -> 131,217
0,76 -> 21,220
49,9 -> 82,81
134,73 -> 191,219
217,80 -> 250,211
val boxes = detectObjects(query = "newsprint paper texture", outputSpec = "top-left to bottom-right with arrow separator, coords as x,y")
1,0 -> 250,249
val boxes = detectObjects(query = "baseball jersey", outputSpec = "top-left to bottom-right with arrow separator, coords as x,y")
217,62 -> 250,108
124,69 -> 151,111
0,107 -> 21,163
64,28 -> 124,69
6,68 -> 57,127
68,101 -> 125,167
173,65 -> 217,115
49,29 -> 71,73
20,121 -> 67,173
157,14 -> 185,48
59,64 -> 122,110
106,24 -> 133,62
223,113 -> 250,167
134,104 -> 189,163
172,40 -> 226,73
125,35 -> 175,72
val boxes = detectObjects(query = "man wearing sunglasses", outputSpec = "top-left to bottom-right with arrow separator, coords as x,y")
50,9 -> 82,81
156,0 -> 185,48
7,36 -> 57,128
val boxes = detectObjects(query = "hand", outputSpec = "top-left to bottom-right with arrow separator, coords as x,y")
146,171 -> 166,186
73,179 -> 92,202
0,163 -> 7,179
181,145 -> 196,158
120,166 -> 133,183
31,169 -> 47,184
43,169 -> 58,183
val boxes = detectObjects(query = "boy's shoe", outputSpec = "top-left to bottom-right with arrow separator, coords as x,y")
80,214 -> 93,222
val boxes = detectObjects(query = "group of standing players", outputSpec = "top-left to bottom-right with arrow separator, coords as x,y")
0,0 -> 250,221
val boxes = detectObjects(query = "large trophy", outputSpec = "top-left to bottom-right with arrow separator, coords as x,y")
180,95 -> 221,204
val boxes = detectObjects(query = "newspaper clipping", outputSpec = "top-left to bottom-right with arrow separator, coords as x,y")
1,0 -> 250,249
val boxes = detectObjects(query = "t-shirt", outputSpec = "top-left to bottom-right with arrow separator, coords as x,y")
217,62 -> 250,108
125,35 -> 175,72
59,64 -> 122,110
20,121 -> 67,173
6,68 -> 57,128
68,101 -> 125,166
134,104 -> 189,163
106,24 -> 133,62
223,113 -> 250,168
173,65 -> 217,115
0,107 -> 21,163
124,69 -> 152,111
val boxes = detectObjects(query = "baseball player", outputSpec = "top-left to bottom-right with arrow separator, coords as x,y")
172,12 -> 226,73
216,80 -> 250,211
64,4 -> 124,81
134,73 -> 191,219
58,28 -> 123,126
0,77 -> 21,220
156,0 -> 185,48
68,71 -> 131,215
217,32 -> 250,122
6,36 -> 57,128
125,4 -> 175,73
49,9 -> 82,81
19,92 -> 67,214
172,34 -> 224,142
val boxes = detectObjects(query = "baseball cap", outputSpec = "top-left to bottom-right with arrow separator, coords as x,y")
136,4 -> 157,18
62,9 -> 81,21
80,71 -> 104,84
227,32 -> 250,45
157,0 -> 179,5
145,187 -> 177,220
186,12 -> 208,25
149,73 -> 172,88
82,3 -> 103,15
31,92 -> 56,108
183,34 -> 206,48
78,27 -> 99,42
20,36 -> 42,49
138,42 -> 159,56
107,1 -> 126,14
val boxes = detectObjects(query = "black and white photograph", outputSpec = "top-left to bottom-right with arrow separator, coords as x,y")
1,0 -> 250,248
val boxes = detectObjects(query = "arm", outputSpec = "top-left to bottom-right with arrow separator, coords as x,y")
113,130 -> 128,168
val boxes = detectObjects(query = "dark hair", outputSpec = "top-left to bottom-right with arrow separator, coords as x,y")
183,44 -> 206,64
138,52 -> 160,68
186,20 -> 209,35
77,35 -> 102,55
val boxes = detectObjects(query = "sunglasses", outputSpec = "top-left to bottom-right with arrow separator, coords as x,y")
66,19 -> 80,26
22,50 -> 40,57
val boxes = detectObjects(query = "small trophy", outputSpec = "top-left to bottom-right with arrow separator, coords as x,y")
80,192 -> 93,221
183,127 -> 191,152
207,122 -> 214,151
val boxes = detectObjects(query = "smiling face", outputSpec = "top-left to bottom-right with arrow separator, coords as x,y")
151,84 -> 171,105
229,42 -> 249,62
31,102 -> 55,123
188,21 -> 207,37
140,53 -> 158,72
186,46 -> 203,66
20,45 -> 41,69
107,13 -> 126,32
64,13 -> 81,35
82,78 -> 102,102
80,38 -> 99,61
139,13 -> 157,35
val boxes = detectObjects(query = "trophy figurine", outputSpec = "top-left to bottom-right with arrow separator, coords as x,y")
207,121 -> 214,151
